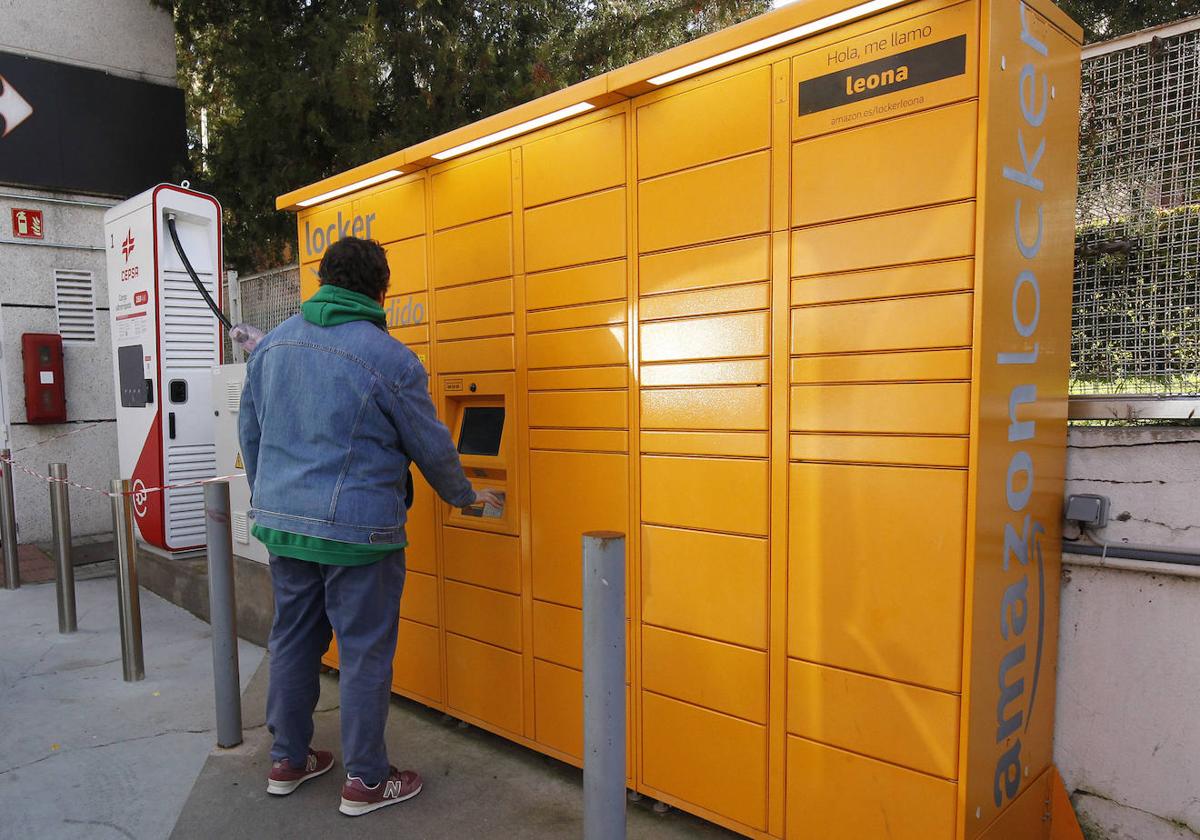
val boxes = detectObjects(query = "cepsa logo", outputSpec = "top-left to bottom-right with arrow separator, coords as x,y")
992,2 -> 1052,810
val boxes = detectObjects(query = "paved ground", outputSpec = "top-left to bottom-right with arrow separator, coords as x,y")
2,572 -> 737,839
172,660 -> 739,840
0,542 -> 59,586
0,536 -> 119,587
0,575 -> 265,840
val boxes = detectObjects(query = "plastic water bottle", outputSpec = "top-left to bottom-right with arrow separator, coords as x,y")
229,323 -> 265,354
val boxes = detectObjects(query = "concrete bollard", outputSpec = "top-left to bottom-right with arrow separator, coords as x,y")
583,531 -> 627,840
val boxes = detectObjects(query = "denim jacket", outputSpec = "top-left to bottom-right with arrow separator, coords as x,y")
238,314 -> 475,544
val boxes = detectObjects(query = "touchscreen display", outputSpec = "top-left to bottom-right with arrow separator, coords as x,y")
117,344 -> 147,408
457,406 -> 505,456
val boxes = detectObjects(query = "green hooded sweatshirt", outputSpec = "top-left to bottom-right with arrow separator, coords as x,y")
298,283 -> 388,329
250,283 -> 405,566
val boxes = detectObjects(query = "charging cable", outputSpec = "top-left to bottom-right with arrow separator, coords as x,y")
167,213 -> 231,330
166,212 -> 264,353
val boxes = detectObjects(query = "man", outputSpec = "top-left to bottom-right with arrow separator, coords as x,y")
239,236 -> 500,817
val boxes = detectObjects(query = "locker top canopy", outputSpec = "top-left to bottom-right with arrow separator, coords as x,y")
276,0 -> 1081,212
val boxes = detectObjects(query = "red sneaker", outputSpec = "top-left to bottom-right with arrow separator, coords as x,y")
339,766 -> 423,816
266,749 -> 335,795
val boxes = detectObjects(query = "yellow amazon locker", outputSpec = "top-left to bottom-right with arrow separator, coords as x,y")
281,0 -> 1082,835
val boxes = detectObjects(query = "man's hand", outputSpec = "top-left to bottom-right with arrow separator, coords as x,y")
471,488 -> 504,509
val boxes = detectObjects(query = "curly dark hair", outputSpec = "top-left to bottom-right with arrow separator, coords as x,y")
318,237 -> 390,299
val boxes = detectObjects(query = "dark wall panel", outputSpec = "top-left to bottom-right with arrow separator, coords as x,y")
0,51 -> 186,198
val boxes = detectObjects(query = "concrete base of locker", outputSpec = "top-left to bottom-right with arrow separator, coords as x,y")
980,768 -> 1086,840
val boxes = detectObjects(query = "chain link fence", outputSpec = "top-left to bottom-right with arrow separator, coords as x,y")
237,264 -> 302,334
1073,18 -> 1200,409
221,264 -> 302,362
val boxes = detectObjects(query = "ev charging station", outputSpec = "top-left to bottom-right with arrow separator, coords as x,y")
105,185 -> 223,552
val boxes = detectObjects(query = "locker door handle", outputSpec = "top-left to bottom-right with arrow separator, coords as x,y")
168,412 -> 176,440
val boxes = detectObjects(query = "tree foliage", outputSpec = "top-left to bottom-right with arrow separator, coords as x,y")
157,0 -> 769,270
1057,0 -> 1200,44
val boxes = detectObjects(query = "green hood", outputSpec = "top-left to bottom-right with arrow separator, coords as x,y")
301,284 -> 387,329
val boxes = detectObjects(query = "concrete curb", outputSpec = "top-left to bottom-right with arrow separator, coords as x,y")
138,549 -> 274,647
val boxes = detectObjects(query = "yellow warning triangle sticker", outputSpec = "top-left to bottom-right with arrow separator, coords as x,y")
234,451 -> 244,470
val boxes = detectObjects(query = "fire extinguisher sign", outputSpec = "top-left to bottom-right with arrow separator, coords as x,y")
11,208 -> 43,240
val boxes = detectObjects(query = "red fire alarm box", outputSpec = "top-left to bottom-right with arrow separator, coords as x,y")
22,333 -> 66,424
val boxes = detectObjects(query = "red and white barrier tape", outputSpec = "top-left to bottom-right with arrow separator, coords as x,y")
0,453 -> 245,499
12,422 -> 105,453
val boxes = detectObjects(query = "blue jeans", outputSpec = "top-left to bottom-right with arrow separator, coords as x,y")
266,551 -> 407,785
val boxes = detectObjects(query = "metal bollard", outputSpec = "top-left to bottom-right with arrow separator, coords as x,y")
204,481 -> 243,748
110,479 -> 144,682
50,463 -> 77,633
1,449 -> 19,590
583,531 -> 627,840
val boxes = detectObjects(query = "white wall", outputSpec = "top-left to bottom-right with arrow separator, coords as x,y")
0,0 -> 177,84
1056,427 -> 1200,840
0,187 -> 119,543
1065,426 -> 1200,550
0,0 -> 177,543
